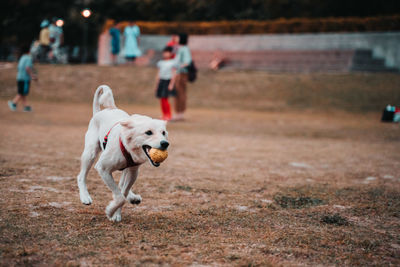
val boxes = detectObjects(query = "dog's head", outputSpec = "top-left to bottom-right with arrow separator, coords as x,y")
120,114 -> 169,167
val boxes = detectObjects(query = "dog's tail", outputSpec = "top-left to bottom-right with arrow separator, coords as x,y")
93,85 -> 117,115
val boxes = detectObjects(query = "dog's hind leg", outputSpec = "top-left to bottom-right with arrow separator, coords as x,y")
111,167 -> 140,222
77,127 -> 100,205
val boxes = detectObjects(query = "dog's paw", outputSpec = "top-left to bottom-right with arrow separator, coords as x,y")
80,192 -> 93,205
105,196 -> 125,218
127,192 -> 142,205
109,212 -> 122,222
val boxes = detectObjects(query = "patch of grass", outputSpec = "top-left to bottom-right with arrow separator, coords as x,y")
227,254 -> 241,261
321,213 -> 349,226
336,187 -> 400,217
0,167 -> 22,177
1,65 -> 400,112
175,185 -> 192,192
358,239 -> 380,252
274,195 -> 324,209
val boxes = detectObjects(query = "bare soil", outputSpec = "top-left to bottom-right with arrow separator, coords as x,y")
0,64 -> 399,266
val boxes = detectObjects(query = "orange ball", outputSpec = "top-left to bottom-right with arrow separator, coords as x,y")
149,148 -> 168,163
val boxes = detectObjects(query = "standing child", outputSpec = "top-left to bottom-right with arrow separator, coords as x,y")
8,45 -> 38,112
155,46 -> 177,121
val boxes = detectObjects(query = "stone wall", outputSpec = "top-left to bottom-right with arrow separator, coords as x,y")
98,32 -> 400,70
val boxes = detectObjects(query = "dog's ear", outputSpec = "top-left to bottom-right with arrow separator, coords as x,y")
120,119 -> 134,129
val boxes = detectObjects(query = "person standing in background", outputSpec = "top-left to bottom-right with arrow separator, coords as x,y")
49,18 -> 63,63
154,46 -> 177,121
8,45 -> 38,112
109,21 -> 120,65
123,21 -> 141,64
38,20 -> 50,62
166,34 -> 179,58
172,33 -> 192,121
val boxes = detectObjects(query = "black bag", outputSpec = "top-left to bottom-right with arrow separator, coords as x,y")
381,109 -> 394,122
187,61 -> 197,83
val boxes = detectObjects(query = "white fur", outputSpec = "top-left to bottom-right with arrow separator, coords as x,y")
77,85 -> 169,222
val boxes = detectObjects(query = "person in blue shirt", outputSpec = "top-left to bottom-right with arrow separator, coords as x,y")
109,21 -> 120,65
8,45 -> 38,112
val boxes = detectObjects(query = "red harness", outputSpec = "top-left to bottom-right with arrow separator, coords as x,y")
103,124 -> 139,169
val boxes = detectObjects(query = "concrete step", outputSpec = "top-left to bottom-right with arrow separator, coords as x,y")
191,49 -> 399,73
192,50 -> 354,72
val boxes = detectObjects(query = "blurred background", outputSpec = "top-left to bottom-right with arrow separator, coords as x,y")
1,0 -> 399,64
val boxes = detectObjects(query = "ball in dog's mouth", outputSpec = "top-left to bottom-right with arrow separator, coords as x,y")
142,145 -> 168,167
149,148 -> 168,163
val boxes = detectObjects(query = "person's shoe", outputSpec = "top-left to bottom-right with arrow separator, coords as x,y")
8,101 -> 17,111
23,106 -> 32,112
162,115 -> 172,121
170,113 -> 184,122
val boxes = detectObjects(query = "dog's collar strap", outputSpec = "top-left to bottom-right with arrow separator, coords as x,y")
103,129 -> 112,150
103,122 -> 120,150
119,136 -> 139,169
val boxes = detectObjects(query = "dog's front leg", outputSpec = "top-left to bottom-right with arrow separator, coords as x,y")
120,167 -> 142,205
112,167 -> 140,222
95,162 -> 125,220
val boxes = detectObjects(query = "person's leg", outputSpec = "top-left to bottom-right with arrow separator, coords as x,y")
172,74 -> 187,120
174,74 -> 183,113
180,74 -> 188,113
160,98 -> 166,118
161,98 -> 171,120
21,96 -> 27,107
8,94 -> 19,111
21,81 -> 32,111
39,45 -> 44,62
21,96 -> 32,111
12,94 -> 21,104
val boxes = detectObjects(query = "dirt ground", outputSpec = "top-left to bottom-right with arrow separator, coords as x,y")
0,64 -> 400,266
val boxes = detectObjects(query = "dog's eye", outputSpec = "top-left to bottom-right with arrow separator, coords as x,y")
162,131 -> 166,136
145,130 -> 153,136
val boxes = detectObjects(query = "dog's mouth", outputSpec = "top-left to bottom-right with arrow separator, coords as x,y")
142,145 -> 160,167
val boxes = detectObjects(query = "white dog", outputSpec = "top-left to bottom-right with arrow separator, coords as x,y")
77,85 -> 169,222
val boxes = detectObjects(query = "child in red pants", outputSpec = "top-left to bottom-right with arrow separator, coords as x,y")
155,46 -> 177,121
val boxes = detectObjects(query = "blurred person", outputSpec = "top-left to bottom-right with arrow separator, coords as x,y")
109,21 -> 121,65
154,46 -> 177,121
38,19 -> 50,62
123,21 -> 141,64
49,18 -> 63,63
172,33 -> 192,121
8,45 -> 38,112
166,34 -> 179,58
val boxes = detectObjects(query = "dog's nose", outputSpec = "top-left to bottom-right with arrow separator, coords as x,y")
160,140 -> 169,150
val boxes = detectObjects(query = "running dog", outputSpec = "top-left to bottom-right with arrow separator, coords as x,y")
77,85 -> 169,222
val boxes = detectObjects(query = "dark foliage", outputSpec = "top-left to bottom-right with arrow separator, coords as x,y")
1,0 -> 399,47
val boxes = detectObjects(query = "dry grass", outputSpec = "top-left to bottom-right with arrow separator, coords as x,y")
0,64 -> 399,266
1,63 -> 399,112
